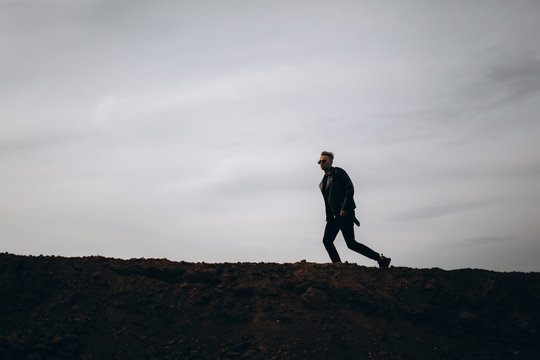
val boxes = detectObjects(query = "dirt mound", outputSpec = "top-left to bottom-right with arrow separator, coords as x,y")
1,253 -> 539,359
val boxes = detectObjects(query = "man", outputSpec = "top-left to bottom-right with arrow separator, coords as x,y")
318,151 -> 391,268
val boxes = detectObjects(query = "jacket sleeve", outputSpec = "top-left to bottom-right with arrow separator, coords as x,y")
339,168 -> 355,211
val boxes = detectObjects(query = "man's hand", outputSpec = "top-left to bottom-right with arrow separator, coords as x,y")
340,210 -> 347,217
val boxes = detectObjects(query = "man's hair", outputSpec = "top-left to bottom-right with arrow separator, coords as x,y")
321,151 -> 334,160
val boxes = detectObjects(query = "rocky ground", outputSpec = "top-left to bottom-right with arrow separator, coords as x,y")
1,253 -> 539,359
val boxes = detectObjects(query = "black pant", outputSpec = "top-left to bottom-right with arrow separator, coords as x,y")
323,217 -> 379,263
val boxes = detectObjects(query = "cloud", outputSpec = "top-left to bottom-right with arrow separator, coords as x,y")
487,56 -> 540,104
455,53 -> 540,115
1,0 -> 539,270
432,235 -> 514,249
390,202 -> 486,222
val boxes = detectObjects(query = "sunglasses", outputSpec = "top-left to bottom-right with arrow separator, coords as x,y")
318,159 -> 328,164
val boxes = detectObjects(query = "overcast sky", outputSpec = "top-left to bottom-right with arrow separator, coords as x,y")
2,0 -> 540,271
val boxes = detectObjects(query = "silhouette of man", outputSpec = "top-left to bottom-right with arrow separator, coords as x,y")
318,151 -> 391,267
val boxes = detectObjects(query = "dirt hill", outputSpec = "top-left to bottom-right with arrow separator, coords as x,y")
1,253 -> 539,359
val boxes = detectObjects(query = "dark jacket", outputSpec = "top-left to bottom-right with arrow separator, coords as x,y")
319,167 -> 360,225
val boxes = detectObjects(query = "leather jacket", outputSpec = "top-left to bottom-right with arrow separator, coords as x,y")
319,167 -> 359,225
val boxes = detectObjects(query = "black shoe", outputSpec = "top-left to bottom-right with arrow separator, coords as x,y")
378,254 -> 391,268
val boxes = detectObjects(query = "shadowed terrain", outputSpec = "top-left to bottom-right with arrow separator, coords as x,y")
1,253 -> 539,359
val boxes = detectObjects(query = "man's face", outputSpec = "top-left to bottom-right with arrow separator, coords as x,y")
318,155 -> 333,172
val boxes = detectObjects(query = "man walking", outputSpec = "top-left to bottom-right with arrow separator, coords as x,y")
318,151 -> 391,267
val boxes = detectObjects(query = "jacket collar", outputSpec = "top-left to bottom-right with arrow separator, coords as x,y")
319,167 -> 335,191
325,166 -> 335,177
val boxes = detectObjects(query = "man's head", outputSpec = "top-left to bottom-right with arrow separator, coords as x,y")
318,151 -> 334,172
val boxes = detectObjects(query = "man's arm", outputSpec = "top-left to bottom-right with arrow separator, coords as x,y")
338,168 -> 354,215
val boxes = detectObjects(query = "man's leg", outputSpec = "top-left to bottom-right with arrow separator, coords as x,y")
339,218 -> 380,261
322,220 -> 341,263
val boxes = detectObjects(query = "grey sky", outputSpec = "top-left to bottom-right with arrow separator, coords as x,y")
2,0 -> 539,271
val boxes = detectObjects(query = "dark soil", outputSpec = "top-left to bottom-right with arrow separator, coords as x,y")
1,253 -> 539,359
